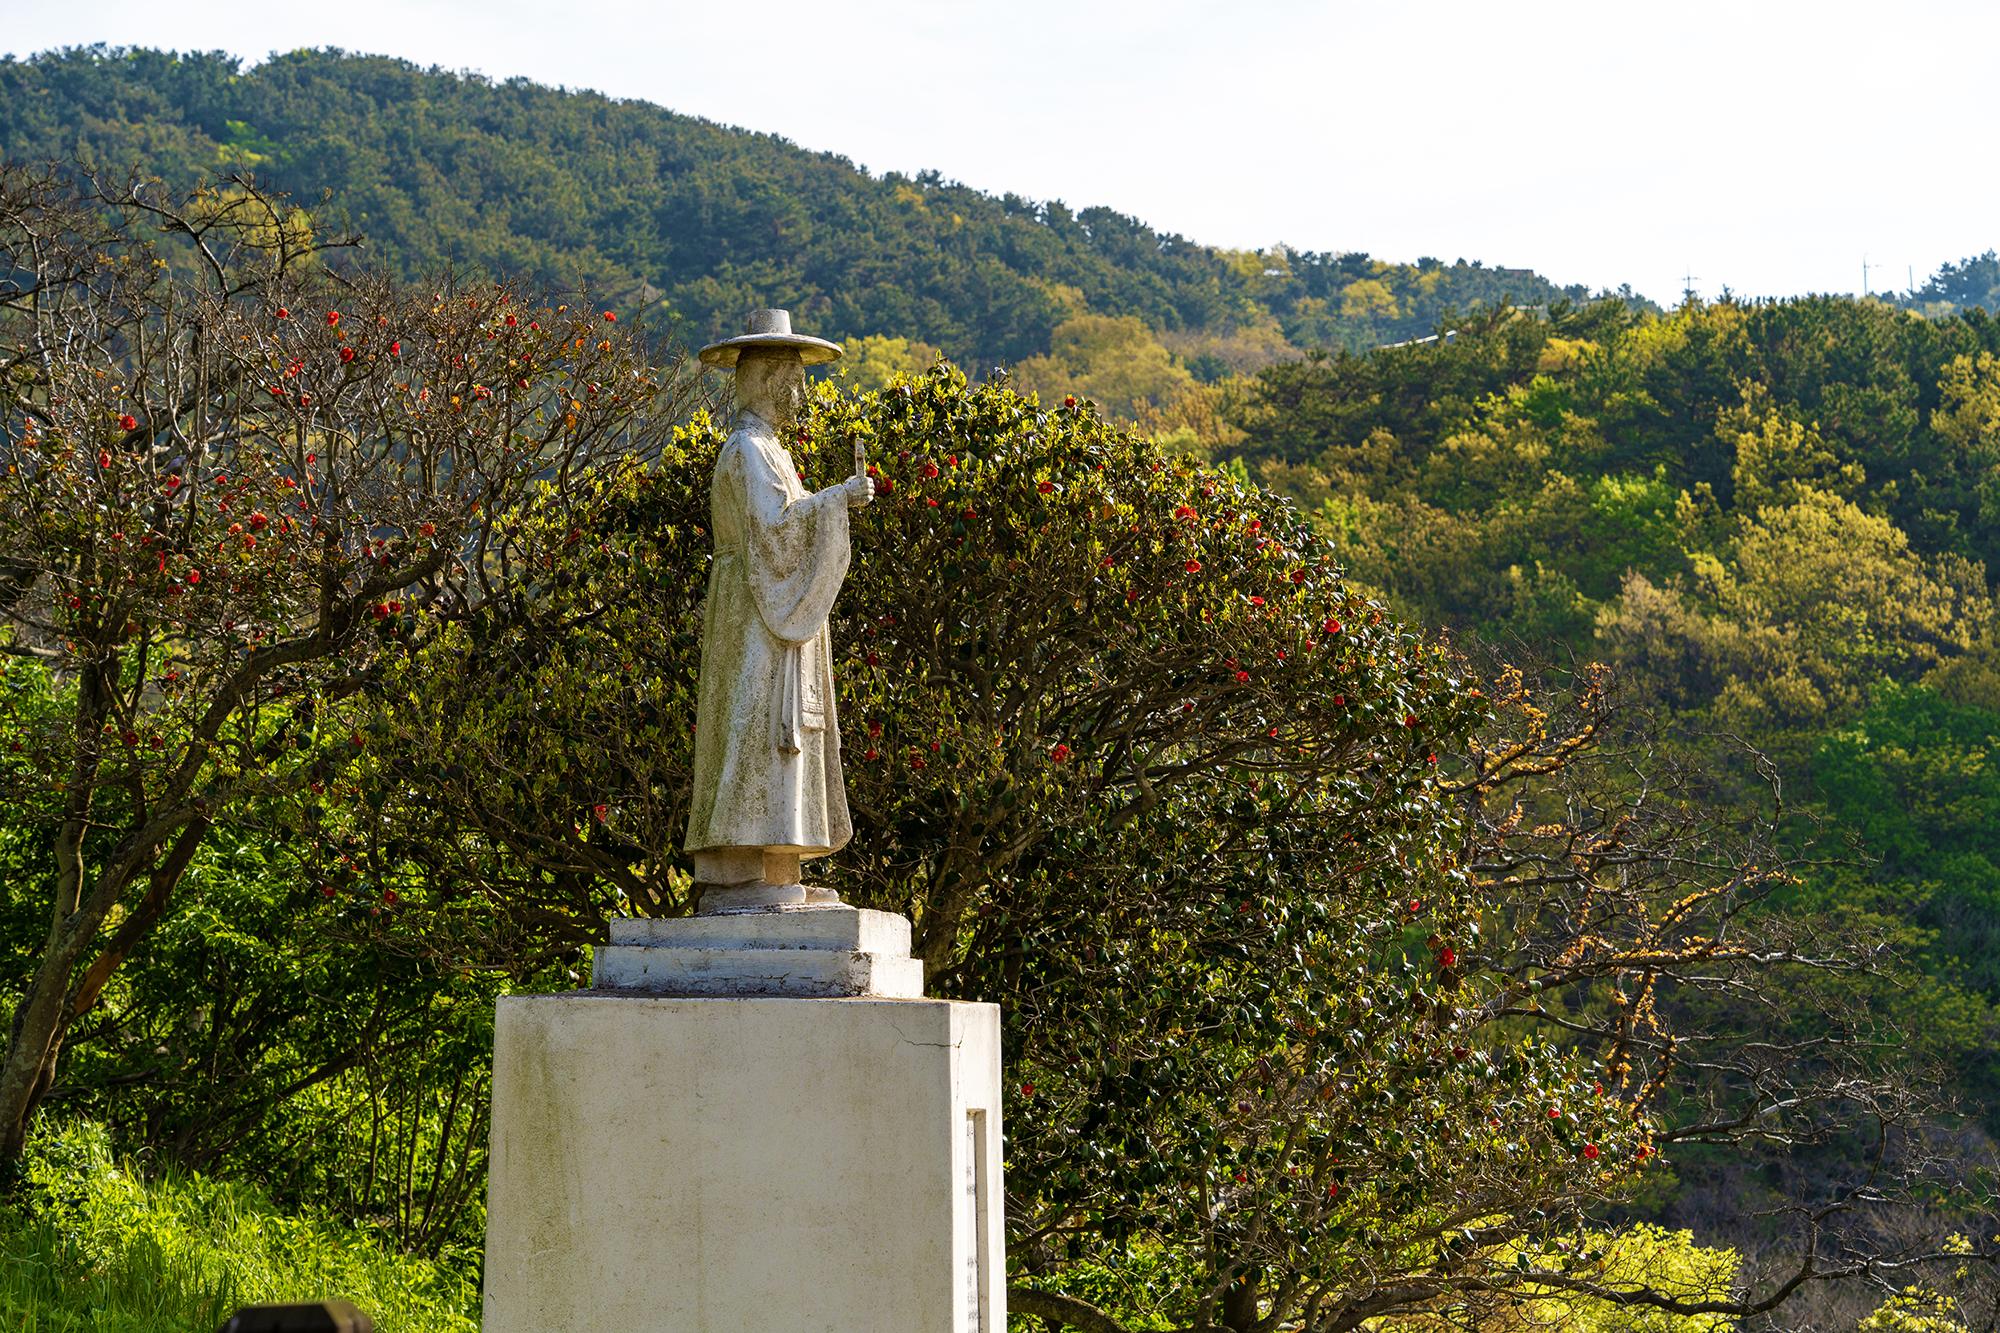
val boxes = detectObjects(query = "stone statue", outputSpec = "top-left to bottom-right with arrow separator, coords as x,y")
684,309 -> 874,911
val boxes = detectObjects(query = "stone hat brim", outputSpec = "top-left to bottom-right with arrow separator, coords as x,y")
698,332 -> 843,368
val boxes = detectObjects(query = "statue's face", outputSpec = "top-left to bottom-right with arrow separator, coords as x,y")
735,351 -> 808,433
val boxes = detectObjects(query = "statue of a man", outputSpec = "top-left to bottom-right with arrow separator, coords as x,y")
685,309 -> 873,911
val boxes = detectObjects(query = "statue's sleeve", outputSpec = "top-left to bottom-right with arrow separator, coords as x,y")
737,440 -> 852,644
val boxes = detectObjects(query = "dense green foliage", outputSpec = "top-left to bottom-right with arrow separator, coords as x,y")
1217,296 -> 2000,1160
0,46 -> 1599,371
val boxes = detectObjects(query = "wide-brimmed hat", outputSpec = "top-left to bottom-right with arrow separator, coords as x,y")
697,308 -> 842,368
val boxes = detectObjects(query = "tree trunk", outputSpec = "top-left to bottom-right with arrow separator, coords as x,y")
1222,1272 -> 1261,1333
0,944 -> 85,1163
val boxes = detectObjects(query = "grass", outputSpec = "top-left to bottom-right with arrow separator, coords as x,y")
0,1119 -> 479,1332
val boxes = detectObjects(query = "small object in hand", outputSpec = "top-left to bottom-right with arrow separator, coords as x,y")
847,437 -> 875,506
218,1302 -> 374,1333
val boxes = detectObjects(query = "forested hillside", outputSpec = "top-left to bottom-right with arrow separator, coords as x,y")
0,45 -> 1601,371
1218,295 -> 2000,1154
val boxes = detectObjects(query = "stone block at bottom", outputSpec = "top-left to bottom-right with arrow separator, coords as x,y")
480,994 -> 1004,1333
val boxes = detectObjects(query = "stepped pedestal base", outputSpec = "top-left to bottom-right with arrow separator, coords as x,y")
591,905 -> 924,999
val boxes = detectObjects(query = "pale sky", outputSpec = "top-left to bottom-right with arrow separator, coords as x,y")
3,0 -> 1996,307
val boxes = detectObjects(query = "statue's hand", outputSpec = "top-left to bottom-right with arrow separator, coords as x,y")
841,473 -> 876,508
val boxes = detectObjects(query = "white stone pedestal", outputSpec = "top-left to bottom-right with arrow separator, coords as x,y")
480,914 -> 1004,1333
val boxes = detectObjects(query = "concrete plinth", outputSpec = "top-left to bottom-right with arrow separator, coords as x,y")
480,992 -> 1004,1333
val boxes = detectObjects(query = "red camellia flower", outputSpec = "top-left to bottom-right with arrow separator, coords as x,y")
97,450 -> 112,470
1331,693 -> 1346,706
275,307 -> 290,319
248,512 -> 268,530
1234,670 -> 1250,684
1036,479 -> 1054,494
864,747 -> 879,761
419,522 -> 436,536
505,313 -> 518,327
1408,898 -> 1423,914
1049,742 -> 1072,764
1173,504 -> 1197,522
383,889 -> 399,905
602,310 -> 616,322
1404,713 -> 1417,727
921,461 -> 940,480
1063,395 -> 1077,408
1325,1181 -> 1340,1198
320,883 -> 336,899
592,803 -> 608,823
1427,752 -> 1438,765
325,311 -> 341,327
1249,595 -> 1264,606
1437,946 -> 1456,969
65,594 -> 82,610
117,414 -> 137,432
1184,559 -> 1201,574
186,569 -> 201,585
1548,1106 -> 1562,1119
1324,619 -> 1342,635
121,730 -> 138,748
1291,569 -> 1306,584
866,651 -> 880,666
1021,1081 -> 1035,1097
1582,1143 -> 1600,1160
389,340 -> 401,356
339,346 -> 356,363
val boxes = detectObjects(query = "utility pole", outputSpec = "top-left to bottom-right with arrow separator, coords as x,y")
1681,266 -> 1700,303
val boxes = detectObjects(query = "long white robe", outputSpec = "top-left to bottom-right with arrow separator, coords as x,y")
684,414 -> 853,858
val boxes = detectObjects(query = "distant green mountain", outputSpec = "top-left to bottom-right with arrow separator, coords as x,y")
0,45 -> 1618,369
